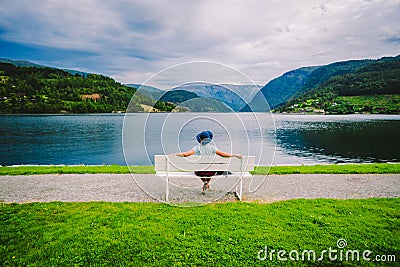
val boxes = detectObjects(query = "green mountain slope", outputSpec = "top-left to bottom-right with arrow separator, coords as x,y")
258,66 -> 319,109
244,56 -> 398,112
159,90 -> 198,104
0,58 -> 88,77
158,89 -> 231,112
0,58 -> 45,68
125,84 -> 164,100
275,58 -> 400,114
0,62 -> 174,113
292,59 -> 374,98
241,66 -> 319,111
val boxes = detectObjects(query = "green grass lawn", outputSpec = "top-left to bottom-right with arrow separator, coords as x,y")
1,199 -> 399,266
256,163 -> 400,175
0,163 -> 399,175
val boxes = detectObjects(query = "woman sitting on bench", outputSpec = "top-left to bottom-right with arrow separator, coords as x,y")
173,130 -> 242,191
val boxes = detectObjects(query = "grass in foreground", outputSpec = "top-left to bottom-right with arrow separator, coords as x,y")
1,199 -> 399,266
256,163 -> 400,175
0,163 -> 399,175
0,165 -> 146,175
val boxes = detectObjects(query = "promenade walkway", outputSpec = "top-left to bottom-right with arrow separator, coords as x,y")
1,173 -> 399,203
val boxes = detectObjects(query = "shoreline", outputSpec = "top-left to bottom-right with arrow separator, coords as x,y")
2,161 -> 400,167
1,112 -> 400,115
0,162 -> 399,176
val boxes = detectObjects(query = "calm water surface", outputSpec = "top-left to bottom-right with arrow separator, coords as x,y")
0,113 -> 399,166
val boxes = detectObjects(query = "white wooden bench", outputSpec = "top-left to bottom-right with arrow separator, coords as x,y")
155,155 -> 255,201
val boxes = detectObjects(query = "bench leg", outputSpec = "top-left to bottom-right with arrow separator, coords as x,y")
235,177 -> 243,201
166,175 -> 169,202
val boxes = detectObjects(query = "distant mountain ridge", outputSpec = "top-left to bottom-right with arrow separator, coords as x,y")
128,82 -> 261,112
274,56 -> 400,114
243,55 -> 400,112
125,84 -> 164,100
0,58 -> 89,77
0,58 -> 45,68
172,83 -> 257,111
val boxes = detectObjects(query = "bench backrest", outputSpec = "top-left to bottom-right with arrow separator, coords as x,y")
155,155 -> 255,172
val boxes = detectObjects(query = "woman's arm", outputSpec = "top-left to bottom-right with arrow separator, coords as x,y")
171,149 -> 195,157
216,150 -> 242,158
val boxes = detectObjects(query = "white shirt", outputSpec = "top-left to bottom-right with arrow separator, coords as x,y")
193,143 -> 217,156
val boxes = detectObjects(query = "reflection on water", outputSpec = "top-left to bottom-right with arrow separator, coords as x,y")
274,114 -> 400,164
123,112 -> 275,166
0,113 -> 399,166
0,114 -> 125,166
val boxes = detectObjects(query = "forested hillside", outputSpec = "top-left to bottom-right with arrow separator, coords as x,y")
275,58 -> 400,114
157,89 -> 231,112
0,63 -> 174,113
242,66 -> 318,111
243,55 -> 399,112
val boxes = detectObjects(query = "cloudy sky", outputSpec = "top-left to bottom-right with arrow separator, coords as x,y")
0,0 -> 399,86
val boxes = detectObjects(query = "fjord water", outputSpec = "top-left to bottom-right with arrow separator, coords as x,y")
0,113 -> 399,166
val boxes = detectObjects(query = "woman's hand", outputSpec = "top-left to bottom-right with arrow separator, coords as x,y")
216,150 -> 243,158
171,150 -> 195,157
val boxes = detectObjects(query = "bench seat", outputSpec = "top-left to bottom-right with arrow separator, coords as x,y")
156,171 -> 253,178
155,155 -> 255,201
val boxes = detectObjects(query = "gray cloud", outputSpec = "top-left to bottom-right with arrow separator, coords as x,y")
0,0 -> 399,85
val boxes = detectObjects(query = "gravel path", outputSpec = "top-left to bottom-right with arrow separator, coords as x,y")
0,173 -> 399,204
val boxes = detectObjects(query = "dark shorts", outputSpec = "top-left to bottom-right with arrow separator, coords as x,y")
194,171 -> 227,177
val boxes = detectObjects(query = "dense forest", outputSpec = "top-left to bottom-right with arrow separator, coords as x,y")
274,58 -> 400,114
0,63 -> 175,113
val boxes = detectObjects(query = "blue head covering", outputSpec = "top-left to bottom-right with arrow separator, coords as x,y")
196,130 -> 213,145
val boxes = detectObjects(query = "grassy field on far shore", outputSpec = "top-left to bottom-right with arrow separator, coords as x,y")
0,163 -> 399,176
1,199 -> 399,266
